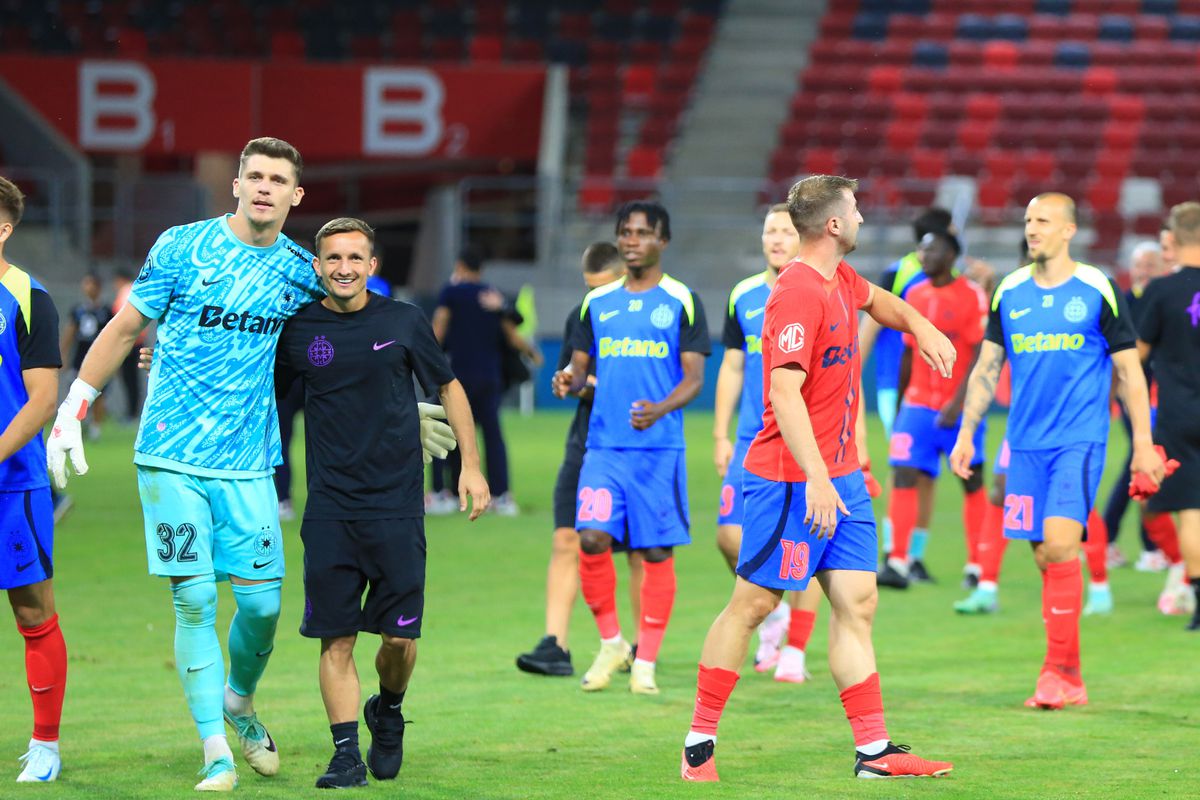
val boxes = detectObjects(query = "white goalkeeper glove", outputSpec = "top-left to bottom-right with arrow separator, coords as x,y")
418,402 -> 457,464
47,378 -> 99,489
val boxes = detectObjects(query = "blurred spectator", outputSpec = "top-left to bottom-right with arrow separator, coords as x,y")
61,272 -> 110,438
111,269 -> 146,421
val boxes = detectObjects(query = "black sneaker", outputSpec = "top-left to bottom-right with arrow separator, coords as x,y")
364,695 -> 405,780
515,635 -> 574,676
315,748 -> 367,789
909,559 -> 935,583
877,562 -> 909,589
618,642 -> 638,674
961,567 -> 980,589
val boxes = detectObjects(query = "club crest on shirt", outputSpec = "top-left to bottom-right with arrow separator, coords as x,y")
308,335 -> 334,367
137,256 -> 154,283
0,309 -> 7,336
7,530 -> 28,559
278,286 -> 298,312
1063,296 -> 1087,323
650,303 -> 674,330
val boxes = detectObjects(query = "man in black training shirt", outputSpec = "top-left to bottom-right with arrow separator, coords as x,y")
275,218 -> 490,789
1137,201 -> 1200,631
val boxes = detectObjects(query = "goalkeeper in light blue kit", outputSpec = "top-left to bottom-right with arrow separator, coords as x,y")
45,138 -> 455,791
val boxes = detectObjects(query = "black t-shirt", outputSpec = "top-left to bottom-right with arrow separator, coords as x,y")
559,302 -> 592,455
69,300 -> 111,366
276,294 -> 456,519
1137,267 -> 1200,431
437,280 -> 504,385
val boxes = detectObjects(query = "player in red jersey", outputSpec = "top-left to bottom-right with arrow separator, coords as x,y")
877,230 -> 990,589
680,175 -> 956,782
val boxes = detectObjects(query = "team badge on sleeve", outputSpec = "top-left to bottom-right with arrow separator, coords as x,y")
779,323 -> 805,353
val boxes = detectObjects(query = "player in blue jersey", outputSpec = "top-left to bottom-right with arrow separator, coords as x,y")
951,193 -> 1165,710
714,204 -> 821,682
556,201 -> 710,695
46,138 -> 323,791
0,177 -> 67,783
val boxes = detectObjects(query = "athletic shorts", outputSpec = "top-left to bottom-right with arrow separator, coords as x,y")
553,442 -> 585,530
575,447 -> 690,550
0,488 -> 54,591
137,466 -> 284,580
877,387 -> 899,438
1004,443 -> 1105,541
736,469 -> 877,591
717,438 -> 754,527
888,404 -> 986,477
995,438 -> 1011,476
1148,419 -> 1200,512
300,517 -> 425,639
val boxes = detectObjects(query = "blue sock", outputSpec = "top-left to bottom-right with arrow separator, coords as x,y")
910,528 -> 929,560
881,517 -> 894,554
171,577 -> 225,740
227,580 -> 281,700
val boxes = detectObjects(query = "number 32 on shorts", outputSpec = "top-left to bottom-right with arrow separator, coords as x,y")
156,522 -> 199,562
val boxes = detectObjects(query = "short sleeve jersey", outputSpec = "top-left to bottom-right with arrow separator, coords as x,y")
986,263 -> 1134,451
437,281 -> 504,385
901,275 -> 988,410
0,266 -> 61,491
873,252 -> 926,390
744,260 -> 871,483
722,272 -> 771,442
560,301 -> 594,454
1136,268 -> 1200,430
276,294 -> 455,519
128,215 -> 324,477
570,274 -> 710,450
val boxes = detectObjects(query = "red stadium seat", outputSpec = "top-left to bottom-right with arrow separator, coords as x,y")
1021,151 -> 1057,182
1082,67 -> 1118,96
891,92 -> 928,122
885,120 -> 922,151
911,149 -> 946,180
977,180 -> 1013,211
1094,149 -> 1131,181
623,65 -> 655,103
947,41 -> 984,67
1134,16 -> 1170,41
579,179 -> 616,214
957,119 -> 995,152
982,41 -> 1020,71
867,65 -> 904,95
1102,122 -> 1140,152
1087,180 -> 1121,213
965,93 -> 1002,122
626,145 -> 663,179
984,150 -> 1019,181
470,35 -> 503,62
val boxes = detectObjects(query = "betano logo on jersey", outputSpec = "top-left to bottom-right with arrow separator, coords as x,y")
744,334 -> 762,355
1010,331 -> 1086,354
198,304 -> 285,335
597,336 -> 670,359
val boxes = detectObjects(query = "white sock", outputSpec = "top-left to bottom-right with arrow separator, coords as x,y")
202,734 -> 234,764
978,580 -> 998,592
600,634 -> 624,646
1090,581 -> 1109,591
767,601 -> 790,623
224,684 -> 253,717
857,738 -> 890,756
29,739 -> 58,753
684,731 -> 715,748
633,657 -> 654,669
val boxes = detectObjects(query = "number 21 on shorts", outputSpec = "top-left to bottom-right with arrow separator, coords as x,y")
1003,494 -> 1034,532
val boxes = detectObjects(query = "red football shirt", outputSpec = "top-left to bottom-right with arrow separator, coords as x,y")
901,275 -> 987,410
743,259 -> 871,483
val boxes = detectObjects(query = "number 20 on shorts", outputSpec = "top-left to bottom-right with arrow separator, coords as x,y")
577,487 -> 613,522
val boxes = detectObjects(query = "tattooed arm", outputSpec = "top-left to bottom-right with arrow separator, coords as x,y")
948,340 -> 1006,479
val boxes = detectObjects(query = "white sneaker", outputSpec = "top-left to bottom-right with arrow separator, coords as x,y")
581,638 -> 632,691
1136,549 -> 1170,573
223,710 -> 279,776
425,490 -> 458,516
754,603 -> 788,673
491,492 -> 520,517
194,756 -> 237,791
1106,544 -> 1129,569
629,660 -> 659,695
1158,563 -> 1193,615
16,743 -> 60,783
277,499 -> 295,522
773,646 -> 811,684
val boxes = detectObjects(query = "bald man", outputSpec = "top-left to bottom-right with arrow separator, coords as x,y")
950,193 -> 1164,709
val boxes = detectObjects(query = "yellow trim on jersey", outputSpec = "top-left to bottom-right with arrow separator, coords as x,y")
992,265 -> 1033,311
580,276 -> 627,319
0,264 -> 33,331
1072,263 -> 1121,316
728,271 -> 768,317
658,273 -> 697,325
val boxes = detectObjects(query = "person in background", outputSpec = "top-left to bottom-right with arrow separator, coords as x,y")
111,269 -> 145,423
61,272 -> 111,439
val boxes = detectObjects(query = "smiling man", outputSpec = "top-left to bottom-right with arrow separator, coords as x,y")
273,217 -> 487,788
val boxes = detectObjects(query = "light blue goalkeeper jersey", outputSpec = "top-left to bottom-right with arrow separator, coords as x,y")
127,214 -> 323,478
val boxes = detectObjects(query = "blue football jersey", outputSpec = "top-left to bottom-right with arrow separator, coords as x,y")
0,266 -> 61,491
128,215 -> 323,477
722,272 -> 771,442
987,263 -> 1135,451
570,274 -> 710,450
874,251 -> 926,390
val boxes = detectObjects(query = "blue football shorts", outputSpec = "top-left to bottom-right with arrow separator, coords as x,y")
0,488 -> 54,590
888,403 -> 986,478
717,438 -> 754,527
1003,443 -> 1105,541
575,447 -> 690,550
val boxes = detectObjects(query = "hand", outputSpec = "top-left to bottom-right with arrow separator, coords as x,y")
862,461 -> 883,499
804,476 -> 849,539
630,400 -> 665,430
713,437 -> 734,478
458,466 -> 491,520
936,399 -> 961,428
417,402 -> 457,464
1129,444 -> 1175,500
528,347 -> 545,368
552,369 -> 574,399
914,322 -> 957,379
138,346 -> 154,371
47,379 -> 98,489
948,435 -> 976,480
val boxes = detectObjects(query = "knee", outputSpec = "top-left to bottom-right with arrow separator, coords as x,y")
379,634 -> 415,658
322,636 -> 357,663
893,468 -> 920,489
171,578 -> 218,625
641,546 -> 673,564
551,529 -> 580,559
579,530 -> 611,556
834,590 -> 877,629
733,593 -> 779,628
1041,541 -> 1075,564
12,606 -> 51,629
232,580 -> 282,623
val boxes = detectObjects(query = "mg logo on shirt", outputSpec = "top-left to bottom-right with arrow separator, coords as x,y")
778,322 -> 805,353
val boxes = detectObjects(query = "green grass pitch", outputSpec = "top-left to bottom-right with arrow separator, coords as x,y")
1,411 -> 1195,799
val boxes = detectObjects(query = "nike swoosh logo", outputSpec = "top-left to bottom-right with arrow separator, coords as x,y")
645,616 -> 665,625
201,277 -> 223,286
745,307 -> 764,319
187,662 -> 214,673
599,310 -> 620,322
255,647 -> 274,658
1050,607 -> 1073,615
872,762 -> 889,770
830,322 -> 840,331
30,685 -> 53,693
396,615 -> 419,627
15,561 -> 35,572
253,559 -> 275,569
1009,308 -> 1032,319
35,767 -> 54,781
335,738 -> 351,746
373,340 -> 396,350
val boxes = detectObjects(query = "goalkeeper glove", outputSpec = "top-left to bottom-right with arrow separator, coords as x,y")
418,402 -> 457,464
47,378 -> 99,489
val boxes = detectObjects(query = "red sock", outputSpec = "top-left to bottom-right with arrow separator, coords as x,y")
19,614 -> 67,742
579,550 -> 620,639
636,557 -> 676,663
690,664 -> 740,736
963,489 -> 987,565
786,608 -> 817,651
1144,512 -> 1182,563
1042,561 -> 1082,682
978,500 -> 1008,583
887,487 -> 918,561
840,672 -> 889,748
1083,510 -> 1108,584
